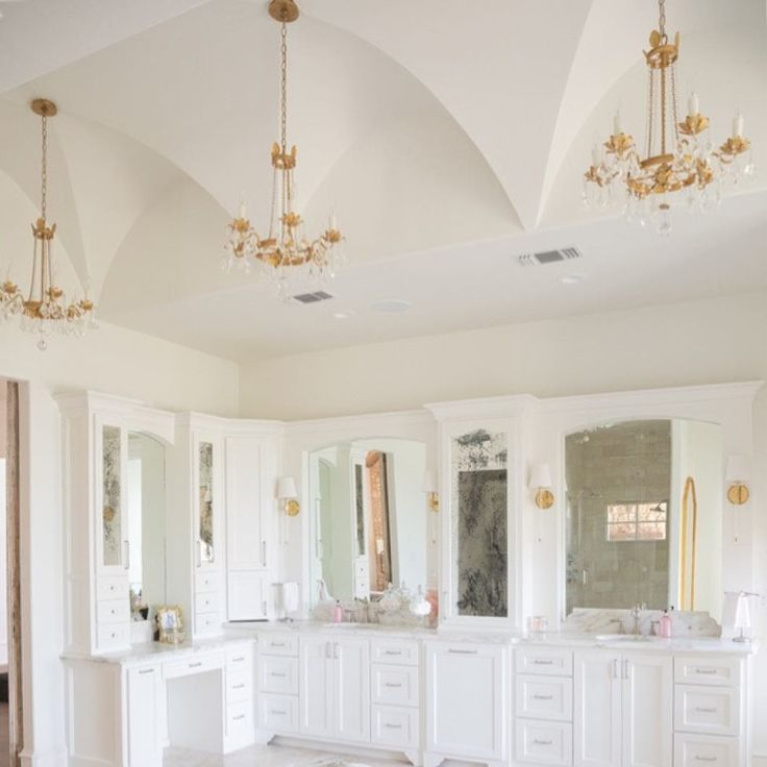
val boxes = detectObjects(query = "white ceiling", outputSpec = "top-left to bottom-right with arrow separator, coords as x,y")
0,0 -> 766,362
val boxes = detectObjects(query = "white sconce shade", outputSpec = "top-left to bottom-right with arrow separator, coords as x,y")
276,476 -> 300,517
725,455 -> 750,506
529,463 -> 553,490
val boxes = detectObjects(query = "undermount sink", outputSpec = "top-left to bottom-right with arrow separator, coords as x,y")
595,633 -> 654,643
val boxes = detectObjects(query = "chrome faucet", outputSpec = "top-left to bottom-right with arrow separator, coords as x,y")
630,603 -> 646,635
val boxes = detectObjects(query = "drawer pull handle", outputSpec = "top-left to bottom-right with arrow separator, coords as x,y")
695,668 -> 718,675
189,662 -> 203,669
533,739 -> 553,746
233,715 -> 246,722
695,707 -> 718,714
694,758 -> 718,763
384,724 -> 403,730
270,673 -> 287,678
533,659 -> 554,666
384,682 -> 403,688
233,684 -> 246,690
271,642 -> 287,648
384,651 -> 403,656
271,710 -> 287,716
138,669 -> 155,676
232,657 -> 245,663
532,694 -> 554,701
448,649 -> 478,655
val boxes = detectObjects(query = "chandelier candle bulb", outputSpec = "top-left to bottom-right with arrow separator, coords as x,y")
613,111 -> 622,135
733,113 -> 744,139
688,92 -> 699,116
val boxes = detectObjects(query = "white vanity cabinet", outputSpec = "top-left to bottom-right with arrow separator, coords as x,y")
574,650 -> 672,767
424,640 -> 508,767
297,635 -> 371,744
126,663 -> 163,767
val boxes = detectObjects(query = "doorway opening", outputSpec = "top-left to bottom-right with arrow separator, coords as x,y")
0,380 -> 22,767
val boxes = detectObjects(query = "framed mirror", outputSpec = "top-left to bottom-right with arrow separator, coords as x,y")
101,424 -> 123,568
127,433 -> 167,623
309,438 -> 428,605
565,418 -> 723,619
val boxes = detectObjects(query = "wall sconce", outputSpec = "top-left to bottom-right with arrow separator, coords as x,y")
530,464 -> 555,510
725,455 -> 750,505
422,471 -> 440,512
276,476 -> 300,516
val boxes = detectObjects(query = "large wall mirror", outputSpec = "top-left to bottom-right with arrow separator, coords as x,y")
565,419 -> 723,619
308,438 -> 428,605
127,433 -> 167,623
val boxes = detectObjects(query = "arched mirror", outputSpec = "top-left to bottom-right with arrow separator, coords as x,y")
565,419 -> 723,620
308,438 -> 428,605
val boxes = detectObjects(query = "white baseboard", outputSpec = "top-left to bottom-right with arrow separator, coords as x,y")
19,748 -> 68,767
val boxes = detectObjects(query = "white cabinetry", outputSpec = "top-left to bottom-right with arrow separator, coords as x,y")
574,650 -> 672,767
425,641 -> 507,766
126,664 -> 163,767
297,636 -> 371,744
258,632 -> 300,735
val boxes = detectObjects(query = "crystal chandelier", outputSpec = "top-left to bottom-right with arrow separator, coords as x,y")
224,0 -> 345,299
0,99 -> 96,349
583,0 -> 755,235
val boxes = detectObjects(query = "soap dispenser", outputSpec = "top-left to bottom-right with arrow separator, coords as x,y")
658,609 -> 672,639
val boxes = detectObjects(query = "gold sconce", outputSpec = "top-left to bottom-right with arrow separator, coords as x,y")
276,476 -> 300,516
423,471 -> 440,512
726,456 -> 750,505
530,464 -> 555,510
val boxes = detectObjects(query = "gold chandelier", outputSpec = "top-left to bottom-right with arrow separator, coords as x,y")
0,99 -> 95,349
583,0 -> 755,235
224,0 -> 344,298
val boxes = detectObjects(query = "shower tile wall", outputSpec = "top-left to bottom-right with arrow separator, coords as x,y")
566,420 -> 671,613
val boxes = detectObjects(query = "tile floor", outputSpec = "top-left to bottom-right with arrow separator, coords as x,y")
164,743 -> 413,767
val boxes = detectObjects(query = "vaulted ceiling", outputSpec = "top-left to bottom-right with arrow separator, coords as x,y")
1,0 -> 766,360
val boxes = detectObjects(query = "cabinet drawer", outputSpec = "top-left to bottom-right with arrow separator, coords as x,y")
371,664 -> 419,707
226,647 -> 253,675
516,720 -> 573,766
259,633 -> 298,657
194,592 -> 220,614
674,685 -> 741,737
674,657 -> 742,688
164,653 -> 222,680
226,700 -> 254,746
97,576 -> 128,602
371,639 -> 420,666
226,670 -> 252,705
674,734 -> 740,767
372,705 -> 419,749
259,656 -> 298,695
259,693 -> 298,733
97,623 -> 130,651
97,598 -> 130,625
516,675 -> 573,722
195,611 -> 222,636
517,648 -> 573,677
195,571 -> 220,595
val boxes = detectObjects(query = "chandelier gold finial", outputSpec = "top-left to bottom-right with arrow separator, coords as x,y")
583,0 -> 755,235
0,99 -> 96,349
224,0 -> 345,299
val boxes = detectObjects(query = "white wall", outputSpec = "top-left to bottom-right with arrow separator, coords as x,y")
243,290 -> 767,761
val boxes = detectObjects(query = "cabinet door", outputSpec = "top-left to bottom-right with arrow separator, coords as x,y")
333,638 -> 371,744
194,433 -> 222,570
225,437 -> 269,571
97,420 -> 128,574
622,653 -> 672,767
425,642 -> 507,761
298,636 -> 333,738
126,665 -> 162,767
574,650 -> 621,767
227,571 -> 270,622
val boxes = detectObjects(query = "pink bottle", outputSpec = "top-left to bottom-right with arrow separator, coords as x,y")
332,600 -> 344,624
658,610 -> 672,639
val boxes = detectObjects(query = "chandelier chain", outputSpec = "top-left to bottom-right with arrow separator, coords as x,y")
658,0 -> 666,39
280,21 -> 288,153
41,113 -> 48,222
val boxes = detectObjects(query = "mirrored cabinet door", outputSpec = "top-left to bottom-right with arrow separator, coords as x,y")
99,421 -> 127,572
194,434 -> 221,570
446,426 -> 510,621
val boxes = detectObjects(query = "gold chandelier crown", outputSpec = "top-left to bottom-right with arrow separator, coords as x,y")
0,99 -> 96,349
583,0 -> 755,235
224,0 -> 345,298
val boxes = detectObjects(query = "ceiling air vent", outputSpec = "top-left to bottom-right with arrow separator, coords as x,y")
291,290 -> 334,304
517,246 -> 583,267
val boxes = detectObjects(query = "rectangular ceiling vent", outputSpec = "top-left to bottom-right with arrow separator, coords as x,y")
517,246 -> 582,267
292,290 -> 334,305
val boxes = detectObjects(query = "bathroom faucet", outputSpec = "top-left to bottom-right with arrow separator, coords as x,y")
630,603 -> 646,635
